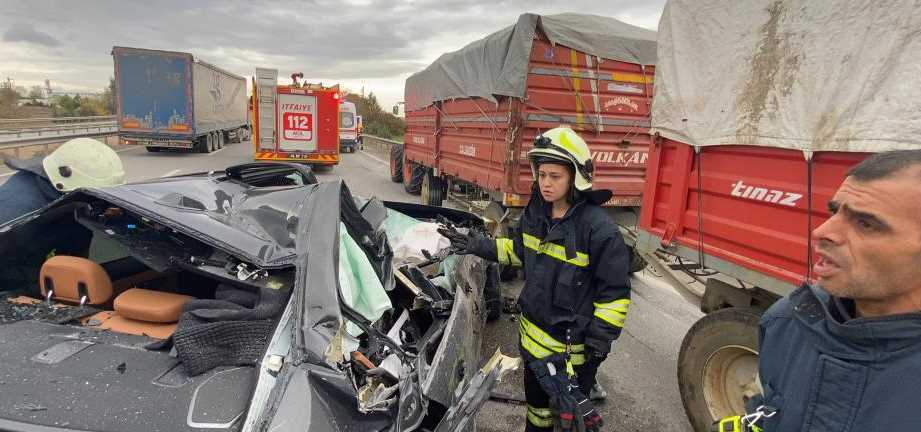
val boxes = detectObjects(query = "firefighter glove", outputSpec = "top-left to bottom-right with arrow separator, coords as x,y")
437,225 -> 485,255
568,375 -> 603,432
528,355 -> 579,431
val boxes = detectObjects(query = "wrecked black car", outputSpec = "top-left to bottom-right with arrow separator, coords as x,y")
0,162 -> 518,432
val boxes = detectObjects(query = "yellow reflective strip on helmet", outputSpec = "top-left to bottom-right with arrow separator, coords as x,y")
527,411 -> 554,427
594,299 -> 631,314
594,307 -> 626,327
521,233 -> 589,267
557,126 -> 583,158
496,238 -> 522,267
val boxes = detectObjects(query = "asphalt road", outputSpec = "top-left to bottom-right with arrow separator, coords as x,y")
2,139 -> 701,431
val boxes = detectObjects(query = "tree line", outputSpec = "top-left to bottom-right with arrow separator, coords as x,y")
0,79 -> 115,118
345,92 -> 404,140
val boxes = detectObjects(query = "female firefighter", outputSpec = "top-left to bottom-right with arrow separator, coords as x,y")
439,127 -> 632,431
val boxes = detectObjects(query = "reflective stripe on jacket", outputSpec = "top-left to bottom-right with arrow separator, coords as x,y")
470,191 -> 632,355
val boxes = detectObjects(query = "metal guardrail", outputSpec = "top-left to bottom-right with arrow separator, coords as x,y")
0,116 -> 116,130
363,134 -> 402,146
0,119 -> 119,158
0,122 -> 116,138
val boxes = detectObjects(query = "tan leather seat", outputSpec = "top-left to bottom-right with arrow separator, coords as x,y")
40,256 -> 113,306
114,288 -> 192,323
86,289 -> 193,340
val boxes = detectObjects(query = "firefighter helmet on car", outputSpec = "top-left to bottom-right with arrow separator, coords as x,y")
43,138 -> 126,192
527,127 -> 594,191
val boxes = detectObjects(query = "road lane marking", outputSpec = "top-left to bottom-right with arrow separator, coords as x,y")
0,171 -> 15,178
359,149 -> 389,166
208,147 -> 226,156
160,169 -> 181,178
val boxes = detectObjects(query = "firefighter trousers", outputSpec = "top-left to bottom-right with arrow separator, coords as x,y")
522,343 -> 604,432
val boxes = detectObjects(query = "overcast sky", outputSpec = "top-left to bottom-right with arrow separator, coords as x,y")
0,0 -> 665,110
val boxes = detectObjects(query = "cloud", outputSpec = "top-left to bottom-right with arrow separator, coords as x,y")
0,0 -> 665,108
2,23 -> 60,47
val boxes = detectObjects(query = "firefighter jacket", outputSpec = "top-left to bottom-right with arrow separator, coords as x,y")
468,191 -> 631,360
755,285 -> 921,431
0,170 -> 61,225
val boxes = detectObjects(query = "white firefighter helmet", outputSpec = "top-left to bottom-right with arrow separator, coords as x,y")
43,138 -> 126,192
527,127 -> 594,191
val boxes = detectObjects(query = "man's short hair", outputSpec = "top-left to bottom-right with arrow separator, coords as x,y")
847,149 -> 921,182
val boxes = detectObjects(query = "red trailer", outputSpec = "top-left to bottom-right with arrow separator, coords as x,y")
393,13 -> 656,249
642,1 -> 921,429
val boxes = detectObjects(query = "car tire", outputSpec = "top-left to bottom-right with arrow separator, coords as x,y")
390,144 -> 404,183
403,159 -> 423,195
678,307 -> 761,432
421,170 -> 444,206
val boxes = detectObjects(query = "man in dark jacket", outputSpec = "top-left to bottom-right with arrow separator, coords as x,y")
723,150 -> 921,431
0,138 -> 125,225
440,127 -> 631,431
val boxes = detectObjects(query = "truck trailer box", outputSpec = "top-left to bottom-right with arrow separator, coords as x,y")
400,13 -> 657,211
113,46 -> 249,152
639,1 -> 921,429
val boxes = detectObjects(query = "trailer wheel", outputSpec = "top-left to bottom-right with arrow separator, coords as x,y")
390,144 -> 404,183
421,170 -> 444,206
217,132 -> 225,150
235,127 -> 248,143
678,307 -> 761,432
195,135 -> 209,153
403,158 -> 423,195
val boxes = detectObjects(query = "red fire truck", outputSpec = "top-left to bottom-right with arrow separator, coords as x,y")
252,69 -> 341,167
